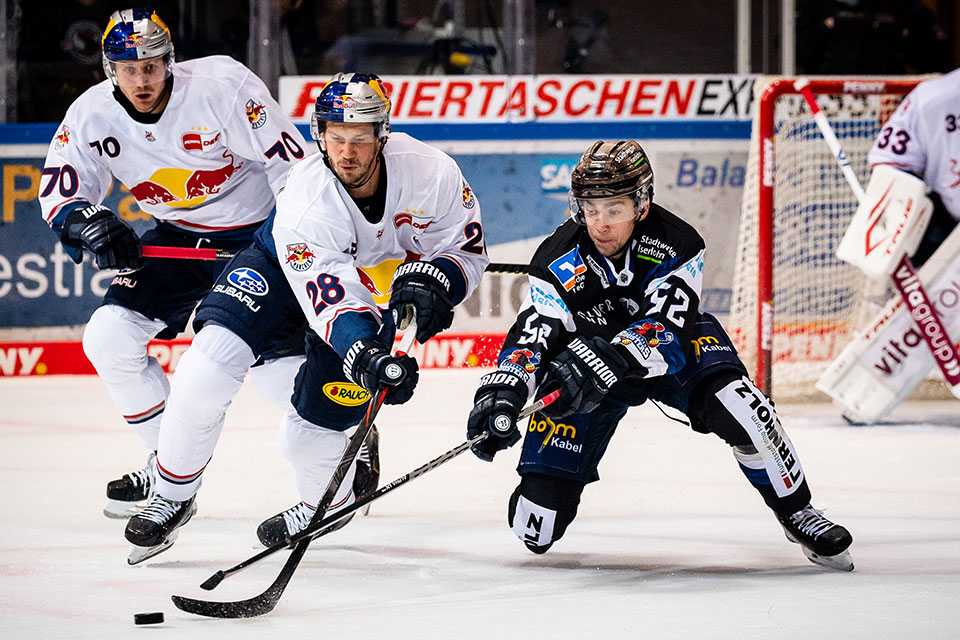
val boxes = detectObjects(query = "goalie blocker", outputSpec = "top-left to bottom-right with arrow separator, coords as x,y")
817,225 -> 960,422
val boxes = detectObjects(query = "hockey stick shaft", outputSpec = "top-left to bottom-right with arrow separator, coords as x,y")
196,388 -> 561,590
172,312 -> 417,619
142,244 -> 530,275
796,78 -> 960,395
142,245 -> 238,260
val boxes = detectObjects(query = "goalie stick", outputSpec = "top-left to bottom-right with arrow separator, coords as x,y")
141,244 -> 531,275
188,388 -> 561,598
172,310 -> 416,619
795,78 -> 960,397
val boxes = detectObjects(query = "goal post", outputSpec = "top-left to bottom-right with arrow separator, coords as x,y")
728,76 -> 925,400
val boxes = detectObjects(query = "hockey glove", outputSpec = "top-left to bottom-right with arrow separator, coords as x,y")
389,261 -> 455,344
61,204 -> 143,270
541,336 -> 629,418
344,337 -> 420,405
466,369 -> 527,461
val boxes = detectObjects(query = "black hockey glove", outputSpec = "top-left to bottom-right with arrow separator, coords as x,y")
540,336 -> 629,418
344,337 -> 420,405
466,369 -> 527,462
61,204 -> 143,270
389,261 -> 454,344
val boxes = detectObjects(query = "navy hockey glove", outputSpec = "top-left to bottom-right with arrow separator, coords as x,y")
466,369 -> 527,461
541,336 -> 629,418
61,204 -> 143,270
344,337 -> 419,405
389,261 -> 454,344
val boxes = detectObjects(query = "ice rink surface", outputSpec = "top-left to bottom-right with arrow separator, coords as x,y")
1,370 -> 958,639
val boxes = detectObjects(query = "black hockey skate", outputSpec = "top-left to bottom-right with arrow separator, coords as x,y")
125,494 -> 197,565
778,504 -> 854,571
257,498 -> 358,548
104,452 -> 156,519
353,424 -> 380,516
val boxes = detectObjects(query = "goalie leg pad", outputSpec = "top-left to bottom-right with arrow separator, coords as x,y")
508,473 -> 584,554
690,373 -> 811,513
82,304 -> 169,449
278,410 -> 356,511
155,324 -> 256,501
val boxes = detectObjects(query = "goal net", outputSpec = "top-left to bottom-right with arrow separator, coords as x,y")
728,76 -> 925,401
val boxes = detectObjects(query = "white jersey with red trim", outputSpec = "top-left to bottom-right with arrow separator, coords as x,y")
867,68 -> 960,222
272,132 -> 489,351
39,55 -> 310,233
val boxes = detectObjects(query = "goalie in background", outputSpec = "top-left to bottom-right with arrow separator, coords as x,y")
867,71 -> 960,268
465,140 -> 854,571
815,71 -> 960,424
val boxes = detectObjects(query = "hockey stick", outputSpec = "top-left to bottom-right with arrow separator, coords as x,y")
141,244 -> 531,275
142,245 -> 239,260
796,78 -> 960,396
191,388 -> 561,595
172,311 -> 417,619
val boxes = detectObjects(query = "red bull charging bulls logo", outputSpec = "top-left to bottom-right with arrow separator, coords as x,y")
129,150 -> 243,207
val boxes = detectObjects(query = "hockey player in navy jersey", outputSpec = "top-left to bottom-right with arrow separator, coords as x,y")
37,8 -> 310,525
121,72 -> 488,562
467,140 -> 855,571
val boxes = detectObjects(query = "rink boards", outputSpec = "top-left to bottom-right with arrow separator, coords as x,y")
0,73 -> 755,374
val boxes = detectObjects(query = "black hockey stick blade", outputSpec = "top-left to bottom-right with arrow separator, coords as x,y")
172,543 -> 309,618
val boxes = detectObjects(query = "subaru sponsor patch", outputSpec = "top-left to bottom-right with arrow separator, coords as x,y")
226,267 -> 269,296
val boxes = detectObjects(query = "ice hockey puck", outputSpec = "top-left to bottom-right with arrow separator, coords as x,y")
134,612 -> 164,625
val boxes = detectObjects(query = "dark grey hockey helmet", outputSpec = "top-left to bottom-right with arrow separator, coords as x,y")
569,140 -> 654,224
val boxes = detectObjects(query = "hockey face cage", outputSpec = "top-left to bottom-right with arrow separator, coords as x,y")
101,8 -> 175,86
568,140 -> 654,224
310,73 -> 392,142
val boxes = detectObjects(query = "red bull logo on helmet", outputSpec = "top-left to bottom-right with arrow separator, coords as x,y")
285,243 -> 316,272
322,382 -> 370,406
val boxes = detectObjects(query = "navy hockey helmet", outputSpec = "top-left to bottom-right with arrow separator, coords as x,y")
310,73 -> 392,142
569,140 -> 654,224
101,8 -> 175,86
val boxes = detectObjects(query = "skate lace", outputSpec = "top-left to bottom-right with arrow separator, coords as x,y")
138,496 -> 182,525
282,502 -> 316,535
357,440 -> 370,465
789,506 -> 835,539
125,462 -> 152,490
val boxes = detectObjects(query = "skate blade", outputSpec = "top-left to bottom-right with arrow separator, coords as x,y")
127,530 -> 179,565
801,546 -> 854,572
104,499 -> 145,519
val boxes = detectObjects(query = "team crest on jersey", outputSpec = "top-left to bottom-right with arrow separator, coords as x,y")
53,125 -> 70,151
615,321 -> 674,361
226,267 -> 269,296
181,129 -> 221,151
144,131 -> 156,142
461,180 -> 476,209
245,99 -> 267,129
322,382 -> 370,406
548,247 -> 587,292
501,348 -> 540,379
394,209 -> 431,230
285,243 -> 316,271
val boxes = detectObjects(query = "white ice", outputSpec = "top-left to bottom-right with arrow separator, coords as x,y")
2,370 -> 959,639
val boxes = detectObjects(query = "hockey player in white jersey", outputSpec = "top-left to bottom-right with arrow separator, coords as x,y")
122,73 -> 488,561
37,9 -> 309,523
868,70 -> 960,263
817,70 -> 960,422
262,72 -> 489,546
